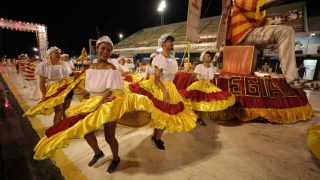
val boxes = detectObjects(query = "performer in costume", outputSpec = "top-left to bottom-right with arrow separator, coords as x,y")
125,58 -> 135,72
61,54 -> 74,70
179,50 -> 235,125
129,34 -> 197,150
228,0 -> 299,84
33,36 -> 124,173
205,0 -> 313,123
117,56 -> 130,75
17,54 -> 28,88
32,35 -> 197,173
24,55 -> 41,100
80,36 -> 123,172
34,47 -> 73,124
118,56 -> 141,83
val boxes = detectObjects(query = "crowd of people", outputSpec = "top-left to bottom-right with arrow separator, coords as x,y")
8,0 -> 319,175
21,33 -> 237,173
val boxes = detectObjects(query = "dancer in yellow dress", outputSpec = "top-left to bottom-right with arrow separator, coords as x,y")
129,34 -> 197,150
32,35 -> 197,173
81,36 -> 124,172
34,36 -> 125,173
34,47 -> 73,124
179,50 -> 235,125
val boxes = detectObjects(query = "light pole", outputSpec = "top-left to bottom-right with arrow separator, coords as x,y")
157,0 -> 166,25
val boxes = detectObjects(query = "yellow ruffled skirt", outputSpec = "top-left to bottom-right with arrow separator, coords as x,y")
181,80 -> 235,112
33,79 -> 197,160
131,79 -> 197,132
34,93 -> 123,159
24,73 -> 86,116
33,91 -> 154,159
307,125 -> 320,160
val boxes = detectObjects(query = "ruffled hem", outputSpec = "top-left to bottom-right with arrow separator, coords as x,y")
24,72 -> 86,117
33,91 -> 196,160
129,80 -> 197,131
186,80 -> 221,93
34,96 -> 126,160
235,103 -> 313,123
179,80 -> 235,112
184,95 -> 236,112
149,104 -> 197,132
307,125 -> 320,160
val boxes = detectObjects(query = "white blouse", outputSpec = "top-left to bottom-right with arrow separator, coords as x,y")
35,61 -> 72,82
152,54 -> 178,82
85,69 -> 124,93
194,64 -> 214,81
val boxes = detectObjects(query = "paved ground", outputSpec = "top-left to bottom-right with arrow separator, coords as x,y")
0,72 -> 64,180
1,63 -> 320,180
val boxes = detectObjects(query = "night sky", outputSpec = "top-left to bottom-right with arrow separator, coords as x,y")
0,0 -> 318,58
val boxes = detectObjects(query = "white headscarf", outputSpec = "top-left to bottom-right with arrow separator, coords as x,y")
150,53 -> 157,59
200,50 -> 210,62
61,54 -> 69,58
96,35 -> 114,49
158,33 -> 174,47
46,46 -> 61,57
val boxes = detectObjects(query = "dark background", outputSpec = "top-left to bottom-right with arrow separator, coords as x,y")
0,0 -> 317,57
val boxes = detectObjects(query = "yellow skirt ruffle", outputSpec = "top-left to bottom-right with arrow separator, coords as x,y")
34,95 -> 125,159
33,92 -> 155,159
24,73 -> 86,117
33,80 -> 197,160
131,73 -> 142,82
186,80 -> 222,93
307,125 -> 320,160
137,79 -> 197,132
45,77 -> 74,97
183,80 -> 236,112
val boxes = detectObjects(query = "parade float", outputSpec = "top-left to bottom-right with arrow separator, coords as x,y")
173,0 -> 313,123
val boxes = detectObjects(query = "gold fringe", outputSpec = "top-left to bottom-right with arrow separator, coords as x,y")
236,104 -> 313,123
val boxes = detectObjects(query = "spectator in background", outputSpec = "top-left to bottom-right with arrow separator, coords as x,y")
24,56 -> 41,100
17,54 -> 28,88
125,58 -> 135,72
108,53 -> 120,68
261,62 -> 272,73
117,56 -> 129,75
61,54 -> 74,70
145,53 -> 157,79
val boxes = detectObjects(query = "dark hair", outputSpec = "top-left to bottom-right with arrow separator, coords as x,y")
165,35 -> 175,42
150,57 -> 154,64
110,53 -> 119,58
